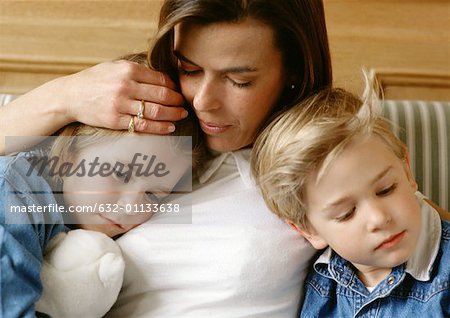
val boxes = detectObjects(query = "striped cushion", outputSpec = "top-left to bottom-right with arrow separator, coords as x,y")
382,100 -> 450,211
0,94 -> 18,106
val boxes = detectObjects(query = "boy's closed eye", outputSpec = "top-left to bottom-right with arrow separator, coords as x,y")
335,207 -> 356,222
145,191 -> 171,204
145,192 -> 161,203
376,183 -> 397,196
333,182 -> 398,223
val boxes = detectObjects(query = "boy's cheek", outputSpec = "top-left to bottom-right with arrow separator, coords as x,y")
402,163 -> 418,192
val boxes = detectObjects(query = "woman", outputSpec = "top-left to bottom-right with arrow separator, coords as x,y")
1,1 -> 332,316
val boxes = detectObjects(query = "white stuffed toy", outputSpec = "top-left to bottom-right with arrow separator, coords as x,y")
36,229 -> 125,318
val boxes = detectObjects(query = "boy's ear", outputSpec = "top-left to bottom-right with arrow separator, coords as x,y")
286,220 -> 328,250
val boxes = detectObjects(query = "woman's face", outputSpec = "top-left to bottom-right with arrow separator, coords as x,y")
174,18 -> 285,152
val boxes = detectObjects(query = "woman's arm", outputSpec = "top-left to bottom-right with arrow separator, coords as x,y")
0,60 -> 186,154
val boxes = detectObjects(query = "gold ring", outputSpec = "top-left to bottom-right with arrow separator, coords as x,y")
137,99 -> 145,119
128,116 -> 135,133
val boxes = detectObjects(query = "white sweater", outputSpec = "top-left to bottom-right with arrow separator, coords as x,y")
108,149 -> 315,317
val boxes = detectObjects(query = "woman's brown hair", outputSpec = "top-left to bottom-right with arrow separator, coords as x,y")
149,0 -> 332,116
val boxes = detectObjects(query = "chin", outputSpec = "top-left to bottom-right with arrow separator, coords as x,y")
385,250 -> 413,268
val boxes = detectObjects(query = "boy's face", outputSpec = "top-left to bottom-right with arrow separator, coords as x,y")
62,136 -> 191,237
303,135 -> 421,278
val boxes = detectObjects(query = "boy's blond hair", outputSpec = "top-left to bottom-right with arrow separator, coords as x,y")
251,76 -> 405,230
49,52 -> 207,183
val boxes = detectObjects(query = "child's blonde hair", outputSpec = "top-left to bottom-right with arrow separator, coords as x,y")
49,52 -> 207,183
251,74 -> 405,230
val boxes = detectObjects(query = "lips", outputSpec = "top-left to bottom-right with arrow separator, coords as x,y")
99,214 -> 125,230
376,231 -> 406,250
199,120 -> 231,134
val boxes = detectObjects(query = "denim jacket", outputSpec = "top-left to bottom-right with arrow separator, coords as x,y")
0,154 -> 65,318
300,196 -> 450,318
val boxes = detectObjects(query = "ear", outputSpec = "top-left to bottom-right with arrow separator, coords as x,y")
286,220 -> 328,250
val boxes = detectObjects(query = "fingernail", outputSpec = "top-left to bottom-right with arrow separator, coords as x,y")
168,125 -> 176,132
181,110 -> 189,118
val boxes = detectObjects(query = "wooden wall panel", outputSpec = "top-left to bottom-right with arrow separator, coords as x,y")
324,0 -> 450,100
1,0 -> 449,100
374,71 -> 450,101
0,0 -> 162,93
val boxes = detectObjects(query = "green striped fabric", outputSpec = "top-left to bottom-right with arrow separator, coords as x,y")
382,100 -> 450,211
0,94 -> 18,106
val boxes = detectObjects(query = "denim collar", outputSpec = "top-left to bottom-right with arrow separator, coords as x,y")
198,148 -> 253,188
314,192 -> 441,287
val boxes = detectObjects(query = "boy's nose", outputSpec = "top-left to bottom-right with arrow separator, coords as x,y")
366,201 -> 392,232
117,191 -> 144,214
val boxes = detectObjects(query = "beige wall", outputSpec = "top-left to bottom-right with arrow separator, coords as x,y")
0,0 -> 161,93
325,0 -> 450,100
1,0 -> 449,99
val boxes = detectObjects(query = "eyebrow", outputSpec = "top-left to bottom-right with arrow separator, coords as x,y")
174,50 -> 258,74
324,166 -> 394,209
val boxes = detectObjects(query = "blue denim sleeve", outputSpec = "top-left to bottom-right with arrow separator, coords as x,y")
0,155 -> 65,318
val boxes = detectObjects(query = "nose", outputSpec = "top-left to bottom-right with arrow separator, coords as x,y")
117,191 -> 144,215
191,76 -> 221,112
114,191 -> 152,225
365,199 -> 392,232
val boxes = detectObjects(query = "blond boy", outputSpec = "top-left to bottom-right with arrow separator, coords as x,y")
0,52 -> 207,316
252,82 -> 449,317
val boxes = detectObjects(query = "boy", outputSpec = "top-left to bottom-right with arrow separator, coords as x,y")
251,81 -> 449,317
0,53 -> 207,317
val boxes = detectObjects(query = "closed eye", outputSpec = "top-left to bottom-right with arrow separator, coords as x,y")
336,207 -> 356,222
228,77 -> 252,88
376,183 -> 397,196
179,68 -> 201,76
145,192 -> 161,203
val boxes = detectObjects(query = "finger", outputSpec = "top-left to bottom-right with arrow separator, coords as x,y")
132,63 -> 178,90
120,61 -> 184,106
120,115 -> 136,133
134,117 -> 176,135
116,100 -> 188,123
139,101 -> 188,121
136,83 -> 185,107
118,114 -> 176,135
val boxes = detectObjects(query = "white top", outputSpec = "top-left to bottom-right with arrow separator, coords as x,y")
107,149 -> 316,317
402,192 -> 441,281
